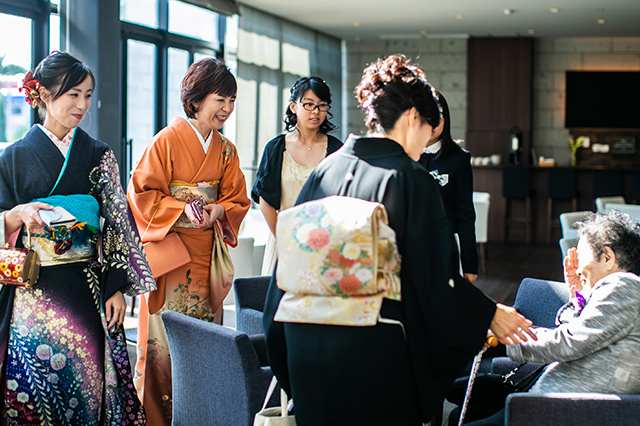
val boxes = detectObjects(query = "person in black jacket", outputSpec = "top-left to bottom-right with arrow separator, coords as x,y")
419,91 -> 478,283
263,55 -> 535,426
252,77 -> 342,275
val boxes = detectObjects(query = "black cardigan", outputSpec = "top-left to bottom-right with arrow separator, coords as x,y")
251,134 -> 343,209
419,143 -> 478,275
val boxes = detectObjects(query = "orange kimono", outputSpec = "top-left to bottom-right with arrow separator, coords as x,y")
127,117 -> 250,425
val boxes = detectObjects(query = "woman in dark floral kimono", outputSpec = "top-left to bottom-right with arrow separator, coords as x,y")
0,51 -> 155,425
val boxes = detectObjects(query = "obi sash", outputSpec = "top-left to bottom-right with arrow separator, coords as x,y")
169,180 -> 219,228
274,196 -> 401,326
27,194 -> 101,266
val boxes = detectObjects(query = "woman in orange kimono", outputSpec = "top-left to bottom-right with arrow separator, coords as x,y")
127,58 -> 250,425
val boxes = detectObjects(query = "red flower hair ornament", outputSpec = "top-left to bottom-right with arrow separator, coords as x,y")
20,71 -> 42,108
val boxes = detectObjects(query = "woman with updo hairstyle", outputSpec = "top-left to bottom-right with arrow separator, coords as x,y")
0,51 -> 153,424
252,76 -> 342,276
263,55 -> 535,425
127,57 -> 250,425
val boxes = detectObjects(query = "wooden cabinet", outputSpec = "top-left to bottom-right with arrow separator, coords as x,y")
466,38 -> 533,164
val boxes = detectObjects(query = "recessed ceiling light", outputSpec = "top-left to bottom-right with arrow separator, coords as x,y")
549,8 -> 559,13
455,15 -> 464,19
352,22 -> 360,27
527,29 -> 535,34
597,19 -> 606,24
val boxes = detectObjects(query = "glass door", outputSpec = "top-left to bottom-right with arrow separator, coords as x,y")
0,13 -> 32,151
125,39 -> 157,177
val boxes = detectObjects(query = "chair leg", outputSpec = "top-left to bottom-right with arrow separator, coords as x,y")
480,242 -> 488,274
502,198 -> 508,244
547,199 -> 553,244
525,197 -> 532,245
130,295 -> 136,316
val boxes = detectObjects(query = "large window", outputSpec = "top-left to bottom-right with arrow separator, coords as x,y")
0,1 -> 58,149
120,0 -> 227,178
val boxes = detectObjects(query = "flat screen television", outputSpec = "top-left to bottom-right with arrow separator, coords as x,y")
565,71 -> 640,129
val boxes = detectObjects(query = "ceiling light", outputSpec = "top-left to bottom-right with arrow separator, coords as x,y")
419,30 -> 427,35
455,15 -> 464,19
504,9 -> 515,16
527,29 -> 535,34
549,8 -> 559,13
597,19 -> 606,24
352,22 -> 360,27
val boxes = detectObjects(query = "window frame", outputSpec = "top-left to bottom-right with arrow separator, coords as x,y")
0,0 -> 57,126
119,0 -> 226,180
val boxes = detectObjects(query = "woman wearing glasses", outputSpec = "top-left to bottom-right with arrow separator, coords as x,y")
252,76 -> 342,275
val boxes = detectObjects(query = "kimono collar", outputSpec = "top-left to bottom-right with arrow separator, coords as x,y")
343,134 -> 407,158
37,124 -> 76,158
186,119 -> 213,153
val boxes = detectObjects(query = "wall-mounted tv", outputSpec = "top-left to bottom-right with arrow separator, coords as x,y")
565,71 -> 640,129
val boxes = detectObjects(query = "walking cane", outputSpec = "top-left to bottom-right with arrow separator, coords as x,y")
457,335 -> 499,426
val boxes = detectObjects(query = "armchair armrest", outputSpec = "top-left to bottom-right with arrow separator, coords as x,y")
506,393 -> 640,426
236,308 -> 264,336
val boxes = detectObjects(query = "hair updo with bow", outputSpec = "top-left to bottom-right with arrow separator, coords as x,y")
355,54 -> 441,134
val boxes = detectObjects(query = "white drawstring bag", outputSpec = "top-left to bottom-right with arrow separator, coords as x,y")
254,376 -> 296,426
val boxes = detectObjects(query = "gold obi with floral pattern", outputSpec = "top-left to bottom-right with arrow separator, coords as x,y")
169,180 -> 219,228
274,195 -> 401,326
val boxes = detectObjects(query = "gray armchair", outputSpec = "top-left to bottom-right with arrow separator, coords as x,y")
161,310 -> 277,426
233,276 -> 271,335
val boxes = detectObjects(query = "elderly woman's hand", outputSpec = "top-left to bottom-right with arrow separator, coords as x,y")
563,247 -> 583,296
489,303 -> 537,345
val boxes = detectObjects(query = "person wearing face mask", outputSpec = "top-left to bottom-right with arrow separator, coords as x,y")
418,91 -> 478,284
0,51 -> 154,425
457,210 -> 640,426
252,76 -> 342,276
127,58 -> 250,425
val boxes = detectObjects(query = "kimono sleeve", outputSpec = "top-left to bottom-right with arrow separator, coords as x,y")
127,131 -> 185,243
94,149 -> 156,299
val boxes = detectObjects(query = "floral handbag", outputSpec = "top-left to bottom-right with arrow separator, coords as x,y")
0,228 -> 40,287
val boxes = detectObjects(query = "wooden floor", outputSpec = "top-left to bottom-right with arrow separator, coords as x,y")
475,241 -> 564,306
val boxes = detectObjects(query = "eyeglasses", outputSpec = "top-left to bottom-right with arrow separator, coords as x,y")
298,102 -> 330,112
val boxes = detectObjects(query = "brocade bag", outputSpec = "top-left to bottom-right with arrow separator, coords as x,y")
274,195 -> 401,326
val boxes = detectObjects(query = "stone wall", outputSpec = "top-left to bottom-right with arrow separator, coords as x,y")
343,37 -> 640,164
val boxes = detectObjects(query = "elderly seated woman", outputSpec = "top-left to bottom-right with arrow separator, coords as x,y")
458,210 -> 640,426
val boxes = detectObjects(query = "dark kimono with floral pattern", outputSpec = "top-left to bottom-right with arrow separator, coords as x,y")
0,126 -> 156,425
